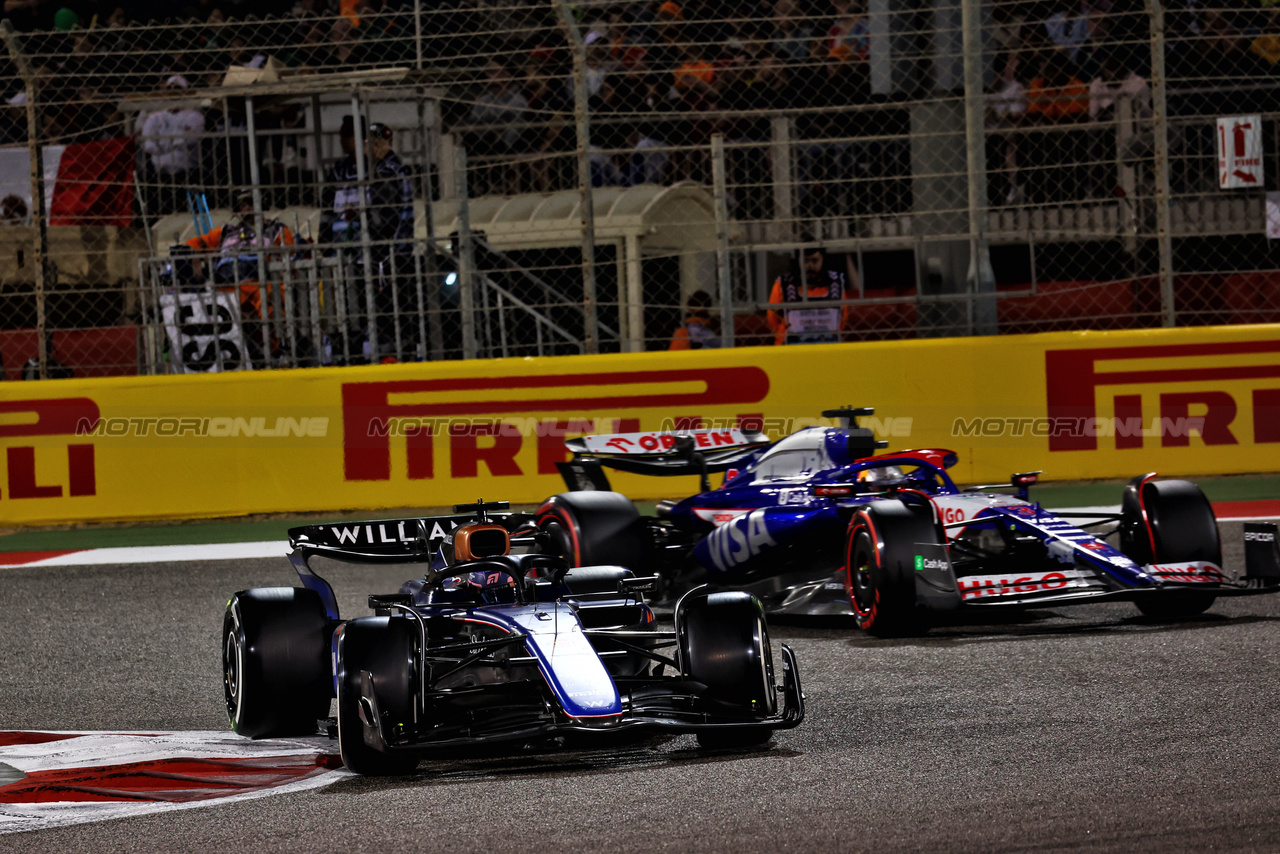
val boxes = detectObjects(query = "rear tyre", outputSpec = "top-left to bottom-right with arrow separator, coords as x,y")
336,617 -> 420,776
678,590 -> 776,749
537,492 -> 647,571
1121,476 -> 1220,619
223,588 -> 332,738
845,501 -> 936,637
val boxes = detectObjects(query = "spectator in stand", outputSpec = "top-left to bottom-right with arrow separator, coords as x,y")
578,27 -> 620,100
362,121 -> 417,360
1,194 -> 28,224
1251,7 -> 1280,68
465,57 -> 529,196
770,0 -> 813,62
667,24 -> 724,181
645,1 -> 686,73
1088,48 -> 1151,195
587,73 -> 630,186
520,55 -> 573,193
825,0 -> 869,64
1072,0 -> 1118,82
668,290 -> 722,349
1026,49 -> 1089,202
717,22 -> 771,114
992,0 -> 1031,54
1028,49 -> 1088,123
672,34 -> 718,103
185,189 -> 297,364
767,245 -> 853,346
1044,0 -> 1091,66
1089,49 -> 1150,123
986,50 -> 1028,204
624,122 -> 671,185
320,114 -> 360,246
140,75 -> 206,221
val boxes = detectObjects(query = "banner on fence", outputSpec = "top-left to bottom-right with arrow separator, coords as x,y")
159,291 -> 253,374
0,325 -> 1277,525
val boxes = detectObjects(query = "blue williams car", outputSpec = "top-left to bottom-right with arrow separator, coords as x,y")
222,500 -> 804,776
538,409 -> 1280,637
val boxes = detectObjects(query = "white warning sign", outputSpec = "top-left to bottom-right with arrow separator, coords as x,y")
1218,115 -> 1263,189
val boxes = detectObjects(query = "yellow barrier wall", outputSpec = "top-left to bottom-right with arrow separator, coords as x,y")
2,324 -> 1278,525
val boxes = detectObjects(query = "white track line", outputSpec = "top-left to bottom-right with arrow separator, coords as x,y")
5,541 -> 287,568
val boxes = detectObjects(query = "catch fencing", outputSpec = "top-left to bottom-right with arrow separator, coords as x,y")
0,0 -> 1276,378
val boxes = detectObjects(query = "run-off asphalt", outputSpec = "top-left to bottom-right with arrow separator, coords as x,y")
0,522 -> 1276,853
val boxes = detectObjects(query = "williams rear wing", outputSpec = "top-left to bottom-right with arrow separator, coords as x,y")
286,508 -> 537,620
288,511 -> 536,564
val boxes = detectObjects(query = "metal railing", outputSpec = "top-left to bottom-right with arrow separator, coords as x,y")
0,1 -> 1276,379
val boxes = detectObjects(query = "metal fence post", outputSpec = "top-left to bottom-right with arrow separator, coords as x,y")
350,92 -> 378,359
245,95 -> 278,364
770,115 -> 794,241
2,22 -> 48,379
418,94 -> 443,361
1147,0 -> 1176,327
961,0 -> 996,336
455,146 -> 477,360
711,134 -> 734,348
554,0 -> 599,354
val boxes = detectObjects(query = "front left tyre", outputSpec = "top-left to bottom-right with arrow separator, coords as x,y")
1121,475 -> 1222,619
335,617 -> 420,776
677,589 -> 777,748
845,501 -> 938,637
222,587 -> 332,738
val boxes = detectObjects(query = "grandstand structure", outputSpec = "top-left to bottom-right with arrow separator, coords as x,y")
0,0 -> 1275,377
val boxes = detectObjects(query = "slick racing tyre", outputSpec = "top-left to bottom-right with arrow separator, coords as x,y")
845,501 -> 937,637
678,590 -> 776,748
537,491 -> 647,571
335,617 -> 419,776
223,587 -> 332,738
1121,475 -> 1221,619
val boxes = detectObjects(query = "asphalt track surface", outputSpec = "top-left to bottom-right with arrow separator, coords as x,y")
1,522 -> 1278,853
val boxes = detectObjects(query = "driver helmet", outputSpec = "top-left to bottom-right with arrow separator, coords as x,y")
857,465 -> 905,484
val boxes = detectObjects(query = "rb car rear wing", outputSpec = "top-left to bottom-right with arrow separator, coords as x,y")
557,427 -> 769,492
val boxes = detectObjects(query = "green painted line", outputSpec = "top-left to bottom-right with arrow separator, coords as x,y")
0,481 -> 1274,554
1031,476 -> 1280,508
